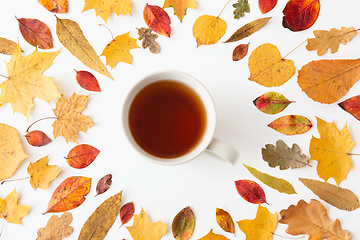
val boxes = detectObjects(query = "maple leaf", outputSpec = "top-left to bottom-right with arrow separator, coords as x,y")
0,44 -> 60,118
279,199 -> 352,240
199,229 -> 229,240
82,0 -> 132,23
248,43 -> 295,87
192,15 -> 226,47
306,27 -> 357,56
163,0 -> 197,22
28,155 -> 62,190
0,123 -> 29,181
36,212 -> 73,240
309,117 -> 354,186
101,32 -> 140,69
126,208 -> 167,240
37,0 -> 68,13
233,0 -> 250,19
237,204 -> 277,240
0,189 -> 31,224
52,93 -> 95,143
138,27 -> 160,54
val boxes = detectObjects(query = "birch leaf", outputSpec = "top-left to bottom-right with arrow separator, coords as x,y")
193,15 -> 226,47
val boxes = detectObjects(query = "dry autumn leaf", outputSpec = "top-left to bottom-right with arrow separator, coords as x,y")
199,229 -> 229,240
235,179 -> 268,204
299,178 -> 360,211
262,139 -> 310,170
248,43 -> 295,87
0,37 -> 18,55
95,174 -> 112,196
237,205 -> 277,240
65,144 -> 100,169
120,202 -> 135,226
253,92 -> 293,114
193,15 -> 226,47
37,0 -> 68,13
310,117 -> 354,186
216,208 -> 235,235
172,206 -> 195,240
144,4 -> 171,37
138,27 -> 160,54
25,130 -> 51,147
339,95 -> 360,121
45,176 -> 91,213
82,0 -> 132,23
75,70 -> 101,92
259,0 -> 277,14
306,27 -> 358,56
101,32 -> 140,69
268,115 -> 312,135
28,155 -> 62,190
279,199 -> 352,240
233,0 -> 250,19
126,208 -> 167,240
298,58 -> 360,104
17,17 -> 53,49
52,93 -> 95,143
233,43 -> 249,61
163,0 -> 197,22
0,189 -> 31,224
282,0 -> 320,32
55,16 -> 113,80
0,44 -> 60,118
36,212 -> 73,240
0,123 -> 28,181
79,191 -> 122,240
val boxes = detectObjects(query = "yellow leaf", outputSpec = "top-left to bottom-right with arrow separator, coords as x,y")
163,0 -> 197,22
237,205 -> 277,240
309,117 -> 354,186
27,156 -> 62,190
101,32 -> 140,69
0,123 -> 28,181
126,208 -> 167,240
248,43 -> 295,87
0,44 -> 60,118
198,229 -> 229,240
52,93 -> 95,143
83,0 -> 132,23
0,189 -> 31,224
192,15 -> 226,47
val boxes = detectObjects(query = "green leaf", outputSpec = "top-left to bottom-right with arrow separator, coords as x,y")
233,0 -> 250,19
253,92 -> 293,114
172,206 -> 195,240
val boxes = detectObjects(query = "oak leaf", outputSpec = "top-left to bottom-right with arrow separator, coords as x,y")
253,92 -> 293,114
163,0 -> 197,22
233,0 -> 250,19
138,27 -> 160,54
259,0 -> 277,14
65,144 -> 100,169
306,27 -> 357,56
0,123 -> 29,181
338,95 -> 360,121
248,43 -> 295,87
268,115 -> 312,135
216,208 -> 235,235
172,206 -> 195,240
37,0 -> 68,13
0,37 -> 18,55
262,140 -> 310,170
120,202 -> 134,226
199,229 -> 229,240
101,32 -> 140,69
193,15 -> 226,47
144,4 -> 171,37
0,44 -> 60,118
25,130 -> 51,147
0,189 -> 31,224
28,155 -> 62,190
79,191 -> 122,240
52,93 -> 95,143
17,18 -> 53,49
279,199 -> 352,240
237,205 -> 277,240
36,212 -> 73,240
82,0 -> 132,23
309,117 -> 354,186
235,179 -> 268,204
126,208 -> 167,240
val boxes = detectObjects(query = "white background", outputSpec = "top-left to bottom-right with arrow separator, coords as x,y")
0,0 -> 359,239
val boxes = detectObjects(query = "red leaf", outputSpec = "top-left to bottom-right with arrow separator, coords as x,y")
75,70 -> 101,92
338,95 -> 360,121
259,0 -> 278,14
17,18 -> 53,49
95,174 -> 112,196
120,202 -> 135,226
235,180 -> 268,204
25,130 -> 51,147
143,4 -> 171,37
233,43 -> 249,61
65,144 -> 100,169
282,0 -> 320,32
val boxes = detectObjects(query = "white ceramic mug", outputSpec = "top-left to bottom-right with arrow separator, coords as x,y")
122,70 -> 238,165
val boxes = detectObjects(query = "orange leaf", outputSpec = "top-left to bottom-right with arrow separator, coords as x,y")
163,0 -> 197,22
216,208 -> 235,235
45,176 -> 91,213
268,115 -> 312,135
259,0 -> 277,14
282,0 -> 320,32
75,70 -> 101,92
37,0 -> 68,13
17,18 -> 53,49
339,95 -> 360,121
232,43 -> 249,61
65,144 -> 99,169
143,4 -> 171,37
25,130 -> 51,147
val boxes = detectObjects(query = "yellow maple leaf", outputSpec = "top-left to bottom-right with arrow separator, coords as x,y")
192,15 -> 226,47
309,117 -> 354,186
126,208 -> 167,240
198,229 -> 230,240
163,0 -> 197,22
237,205 -> 277,240
82,0 -> 132,23
52,93 -> 95,143
0,44 -> 60,119
101,32 -> 140,69
0,189 -> 31,224
248,43 -> 295,87
0,123 -> 28,181
27,156 -> 62,190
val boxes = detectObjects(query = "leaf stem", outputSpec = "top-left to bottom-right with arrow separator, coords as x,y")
282,38 -> 309,60
0,74 -> 8,79
0,218 -> 4,237
217,0 -> 232,18
26,117 -> 58,132
1,176 -> 30,185
349,153 -> 360,156
99,24 -> 114,40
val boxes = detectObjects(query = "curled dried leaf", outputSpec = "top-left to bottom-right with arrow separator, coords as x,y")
120,202 -> 135,226
138,27 -> 160,54
95,174 -> 112,196
25,130 -> 51,147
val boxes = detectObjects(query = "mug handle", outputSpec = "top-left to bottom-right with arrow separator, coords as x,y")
206,138 -> 239,165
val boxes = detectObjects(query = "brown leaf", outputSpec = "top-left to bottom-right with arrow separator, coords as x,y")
65,144 -> 100,169
120,202 -> 135,226
25,130 -> 51,147
95,174 -> 112,196
36,212 -> 73,240
216,208 -> 235,235
138,27 -> 160,54
0,37 -> 19,55
17,18 -> 53,49
232,43 -> 249,61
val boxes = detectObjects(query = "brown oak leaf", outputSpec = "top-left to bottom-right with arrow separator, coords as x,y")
138,27 -> 160,54
36,212 -> 73,240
